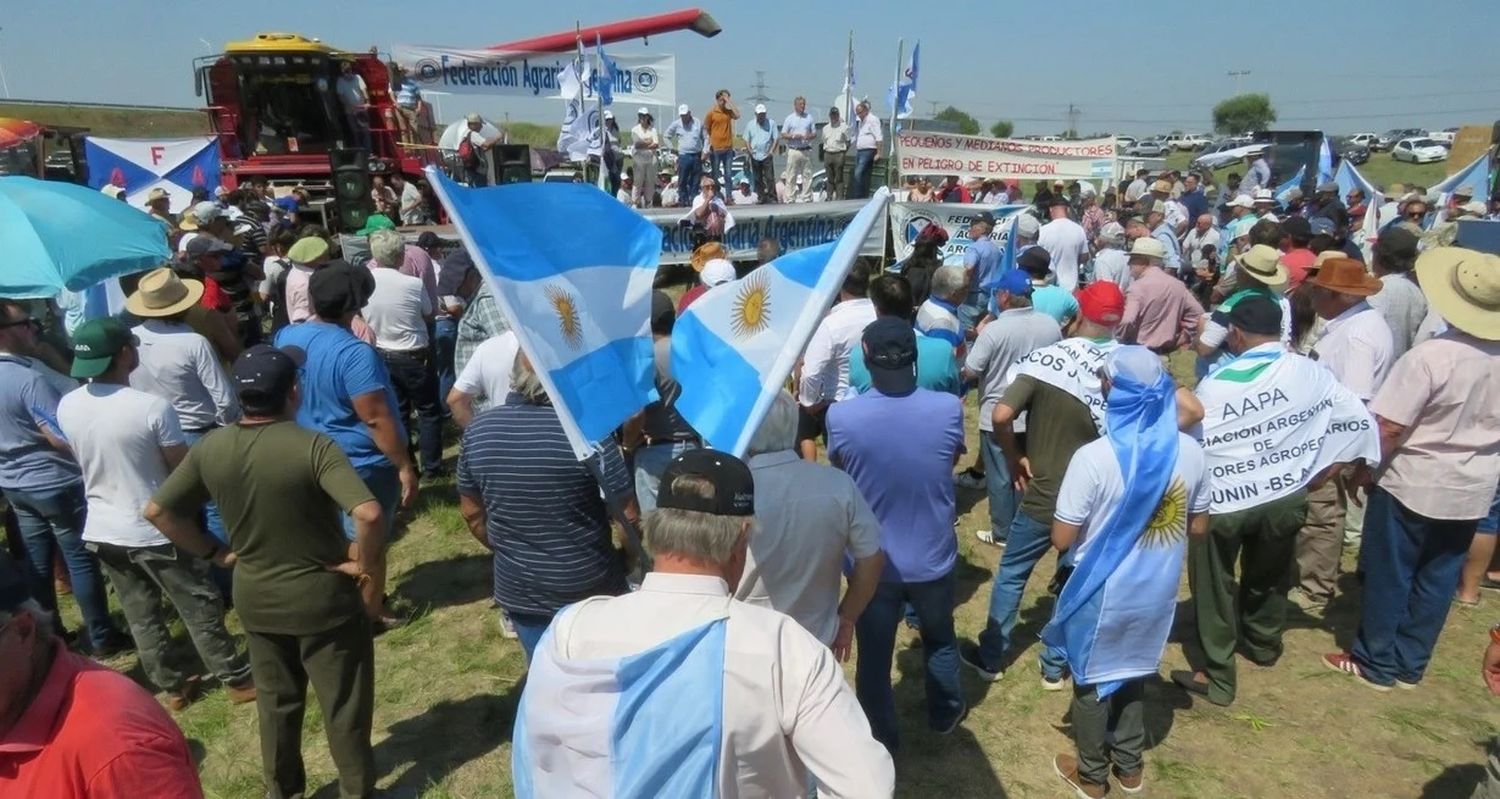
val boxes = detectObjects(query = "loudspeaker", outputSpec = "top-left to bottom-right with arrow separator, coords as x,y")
329,148 -> 374,232
495,144 -> 533,185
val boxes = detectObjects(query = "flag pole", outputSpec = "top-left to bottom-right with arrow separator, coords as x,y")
595,33 -> 608,192
845,30 -> 855,126
888,38 -> 903,189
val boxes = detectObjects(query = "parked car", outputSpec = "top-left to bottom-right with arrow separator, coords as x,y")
1332,137 -> 1370,166
1125,139 -> 1170,157
1430,128 -> 1458,146
1346,133 -> 1378,148
542,168 -> 584,183
1375,128 -> 1426,151
1115,136 -> 1137,151
1192,140 -> 1263,170
1391,137 -> 1449,164
1176,133 -> 1211,151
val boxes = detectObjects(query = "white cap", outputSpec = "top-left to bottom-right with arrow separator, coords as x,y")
701,258 -> 736,287
1252,189 -> 1275,203
191,201 -> 222,224
677,104 -> 691,115
1015,213 -> 1041,239
754,103 -> 767,114
637,106 -> 650,116
1227,194 -> 1255,209
602,109 -> 614,120
99,185 -> 125,199
466,112 -> 483,124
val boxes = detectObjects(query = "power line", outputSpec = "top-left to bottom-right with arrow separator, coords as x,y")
1227,69 -> 1251,95
746,70 -> 772,106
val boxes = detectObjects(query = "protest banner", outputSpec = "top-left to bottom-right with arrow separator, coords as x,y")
83,136 -> 219,214
894,132 -> 1117,183
888,202 -> 1030,263
640,201 -> 887,265
394,45 -> 676,107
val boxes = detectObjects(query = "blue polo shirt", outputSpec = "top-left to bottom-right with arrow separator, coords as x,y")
964,238 -> 1002,295
0,356 -> 80,493
274,321 -> 403,470
665,117 -> 706,155
744,118 -> 778,161
458,400 -> 631,616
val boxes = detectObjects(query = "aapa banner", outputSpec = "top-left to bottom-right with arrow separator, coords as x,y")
895,132 -> 1117,183
888,202 -> 1031,264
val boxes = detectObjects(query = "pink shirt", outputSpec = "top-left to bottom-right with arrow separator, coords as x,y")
284,263 -> 316,323
0,644 -> 203,799
1119,265 -> 1203,351
1371,330 -> 1500,520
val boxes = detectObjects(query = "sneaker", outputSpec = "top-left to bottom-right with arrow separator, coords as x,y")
1041,673 -> 1069,692
1286,588 -> 1328,614
954,472 -> 986,490
1394,678 -> 1420,691
959,642 -> 1004,682
500,613 -> 518,640
935,702 -> 968,735
164,682 -> 199,712
1053,753 -> 1110,799
1321,652 -> 1391,692
89,634 -> 136,659
225,680 -> 257,705
974,529 -> 1006,547
1113,766 -> 1144,795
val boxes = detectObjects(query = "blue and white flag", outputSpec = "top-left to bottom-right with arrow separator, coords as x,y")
672,188 -> 892,456
1434,152 -> 1492,202
426,167 -> 660,459
1274,165 -> 1306,205
887,41 -> 919,120
514,606 -> 726,797
83,136 -> 219,214
595,37 -> 617,107
1317,137 -> 1335,186
1334,158 -> 1375,204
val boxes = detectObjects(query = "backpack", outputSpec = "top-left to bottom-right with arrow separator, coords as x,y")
457,134 -> 481,170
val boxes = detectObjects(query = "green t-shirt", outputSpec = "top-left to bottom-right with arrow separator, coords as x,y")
998,374 -> 1100,524
152,420 -> 375,635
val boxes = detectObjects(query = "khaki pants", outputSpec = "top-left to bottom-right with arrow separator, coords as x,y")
784,148 -> 812,201
1160,350 -> 1199,389
824,153 -> 848,200
1295,476 -> 1351,602
632,153 -> 658,207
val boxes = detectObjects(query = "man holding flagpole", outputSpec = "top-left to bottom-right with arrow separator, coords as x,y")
1045,346 -> 1210,798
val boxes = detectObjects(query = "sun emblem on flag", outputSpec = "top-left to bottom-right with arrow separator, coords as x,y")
1141,478 -> 1189,549
730,271 -> 772,339
546,285 -> 584,350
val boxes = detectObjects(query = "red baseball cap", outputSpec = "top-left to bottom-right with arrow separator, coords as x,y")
1075,282 -> 1126,326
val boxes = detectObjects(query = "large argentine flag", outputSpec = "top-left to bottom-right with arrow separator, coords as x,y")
672,188 -> 891,456
1334,158 -> 1375,204
427,167 -> 660,459
1434,152 -> 1492,203
513,610 -> 727,797
83,136 -> 219,214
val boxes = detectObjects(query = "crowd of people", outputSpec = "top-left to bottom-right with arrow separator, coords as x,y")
0,139 -> 1498,799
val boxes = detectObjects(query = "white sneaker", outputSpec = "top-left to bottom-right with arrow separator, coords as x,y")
1041,674 -> 1069,692
974,529 -> 1006,547
500,613 -> 518,640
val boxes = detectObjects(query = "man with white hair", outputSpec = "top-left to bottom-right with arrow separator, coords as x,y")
737,389 -> 886,655
1183,213 -> 1222,276
365,229 -> 443,479
513,448 -> 894,796
916,264 -> 968,351
1089,222 -> 1131,289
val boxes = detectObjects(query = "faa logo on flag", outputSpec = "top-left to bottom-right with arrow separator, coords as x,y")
83,136 -> 220,214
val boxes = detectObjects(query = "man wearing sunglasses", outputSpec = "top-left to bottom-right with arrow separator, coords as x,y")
0,301 -> 127,657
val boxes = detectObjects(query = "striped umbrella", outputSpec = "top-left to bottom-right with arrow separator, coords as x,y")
0,118 -> 40,149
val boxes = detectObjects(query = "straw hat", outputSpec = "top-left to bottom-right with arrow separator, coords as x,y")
125,268 -> 205,318
1415,247 -> 1500,340
1236,244 -> 1289,287
1128,238 -> 1167,262
1307,257 -> 1382,297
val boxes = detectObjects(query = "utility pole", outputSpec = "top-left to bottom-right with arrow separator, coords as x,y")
928,100 -> 940,118
1065,103 -> 1080,139
747,71 -> 772,106
1227,69 -> 1251,95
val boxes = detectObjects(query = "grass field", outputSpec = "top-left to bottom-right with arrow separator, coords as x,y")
57,394 -> 1496,799
1,102 -> 209,138
1163,149 -> 1454,196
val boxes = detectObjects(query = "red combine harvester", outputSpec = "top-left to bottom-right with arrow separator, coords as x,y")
192,9 -> 720,220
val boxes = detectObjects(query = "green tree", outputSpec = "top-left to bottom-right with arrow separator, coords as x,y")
934,106 -> 981,135
1212,93 -> 1277,134
989,120 -> 1015,138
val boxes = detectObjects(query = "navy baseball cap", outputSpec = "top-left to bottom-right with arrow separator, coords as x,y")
232,344 -> 305,414
863,316 -> 918,395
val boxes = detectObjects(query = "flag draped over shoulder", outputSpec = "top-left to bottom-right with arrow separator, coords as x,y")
1196,346 -> 1379,514
426,167 -> 660,459
514,602 -> 727,798
1041,347 -> 1181,697
672,188 -> 892,456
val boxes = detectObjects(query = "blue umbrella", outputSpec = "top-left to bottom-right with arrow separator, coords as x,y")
0,176 -> 171,299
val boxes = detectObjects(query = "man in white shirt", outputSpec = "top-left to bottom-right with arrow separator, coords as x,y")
1090,222 -> 1132,289
1182,213 -> 1222,275
798,263 -> 876,410
851,101 -> 882,199
366,229 -> 443,477
446,330 -> 519,428
515,448 -> 894,798
629,108 -> 661,208
1038,197 -> 1090,292
57,318 -> 254,711
822,107 -> 852,200
737,390 -> 885,652
781,96 -> 817,202
1123,169 -> 1150,206
390,172 -> 427,225
335,59 -> 370,151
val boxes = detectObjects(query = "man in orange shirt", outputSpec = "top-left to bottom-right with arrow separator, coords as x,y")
704,89 -> 740,191
0,569 -> 204,798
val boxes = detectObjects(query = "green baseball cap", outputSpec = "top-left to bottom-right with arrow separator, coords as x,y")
70,317 -> 136,379
356,214 -> 396,236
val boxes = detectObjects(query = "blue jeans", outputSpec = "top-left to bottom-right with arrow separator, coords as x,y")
1352,487 -> 1478,686
510,610 -> 553,664
979,435 -> 1017,538
633,440 -> 698,512
434,317 -> 459,414
709,149 -> 734,188
852,149 -> 877,199
976,511 -> 1068,679
854,572 -> 963,752
379,349 -> 444,473
341,462 -> 402,543
676,152 -> 701,206
4,482 -> 117,648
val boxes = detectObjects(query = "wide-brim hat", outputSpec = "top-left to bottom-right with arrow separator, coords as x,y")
1308,257 -> 1383,297
1415,247 -> 1500,340
125,267 -> 206,318
1128,237 -> 1166,262
1236,244 -> 1288,287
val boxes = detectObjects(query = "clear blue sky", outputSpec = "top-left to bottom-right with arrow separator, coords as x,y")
4,1 -> 1499,136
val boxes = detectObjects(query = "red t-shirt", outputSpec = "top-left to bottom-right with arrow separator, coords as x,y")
1280,247 -> 1317,291
0,644 -> 203,799
199,274 -> 232,313
677,284 -> 709,314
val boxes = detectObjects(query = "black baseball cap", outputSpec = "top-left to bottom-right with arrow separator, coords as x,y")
863,316 -> 917,395
232,344 -> 306,415
416,231 -> 453,250
1017,246 -> 1052,277
1226,294 -> 1283,336
309,260 -> 375,319
657,449 -> 755,516
185,235 -> 234,260
971,211 -> 996,228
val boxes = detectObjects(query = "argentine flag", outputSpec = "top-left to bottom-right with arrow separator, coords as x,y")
514,610 -> 727,797
1334,158 -> 1375,204
1274,165 -> 1305,206
1434,152 -> 1492,203
672,188 -> 891,456
427,167 -> 660,459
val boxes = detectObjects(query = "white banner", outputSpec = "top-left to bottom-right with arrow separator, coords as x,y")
895,132 -> 1117,182
888,201 -> 1031,264
639,200 -> 886,265
394,45 -> 676,106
